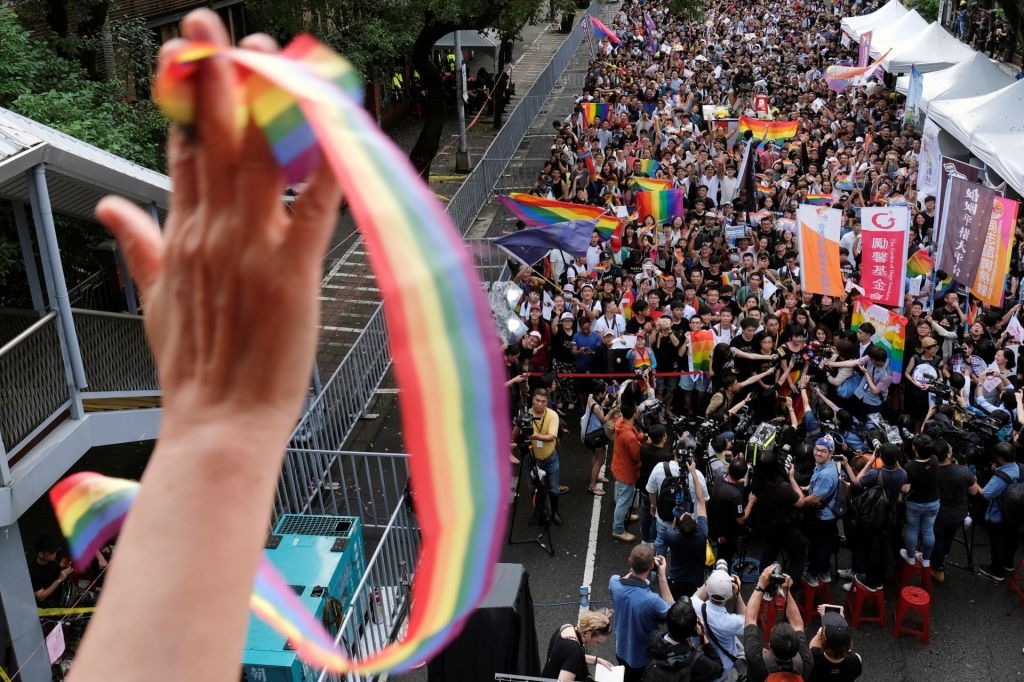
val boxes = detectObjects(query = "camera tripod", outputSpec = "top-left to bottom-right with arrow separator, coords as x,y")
506,441 -> 555,557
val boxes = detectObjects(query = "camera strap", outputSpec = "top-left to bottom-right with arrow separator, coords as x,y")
701,603 -> 738,663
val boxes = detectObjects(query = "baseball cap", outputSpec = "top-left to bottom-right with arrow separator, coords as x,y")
560,312 -> 575,321
921,336 -> 938,349
564,283 -> 576,293
822,611 -> 852,649
528,331 -> 542,339
581,282 -> 594,290
601,329 -> 615,337
705,566 -> 734,602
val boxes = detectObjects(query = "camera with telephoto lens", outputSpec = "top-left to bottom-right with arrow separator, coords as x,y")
763,562 -> 786,600
927,379 -> 956,404
639,400 -> 665,433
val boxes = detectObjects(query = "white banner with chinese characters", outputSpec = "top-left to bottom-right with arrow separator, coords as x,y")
860,206 -> 910,309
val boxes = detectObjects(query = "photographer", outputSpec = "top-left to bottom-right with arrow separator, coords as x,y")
748,449 -> 809,585
931,438 -> 982,583
708,458 -> 750,568
639,424 -> 672,542
809,611 -> 862,681
662,458 -> 711,599
802,435 -> 842,587
609,546 -> 674,682
692,561 -> 746,682
978,442 -> 1022,582
849,443 -> 906,591
527,388 -> 564,526
743,565 -> 813,682
645,597 -> 724,682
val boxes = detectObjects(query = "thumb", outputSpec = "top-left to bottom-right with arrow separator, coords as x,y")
96,197 -> 164,300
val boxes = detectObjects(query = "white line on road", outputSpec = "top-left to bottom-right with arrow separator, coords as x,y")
322,284 -> 380,292
579,464 -> 606,620
318,297 -> 380,304
320,238 -> 364,286
328,271 -> 377,279
319,325 -> 365,333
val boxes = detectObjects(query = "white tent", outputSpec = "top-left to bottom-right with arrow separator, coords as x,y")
928,80 -> 1024,195
869,10 -> 929,59
881,22 -> 975,74
895,53 -> 1014,117
841,0 -> 908,40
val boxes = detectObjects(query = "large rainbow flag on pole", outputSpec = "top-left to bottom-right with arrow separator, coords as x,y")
581,102 -> 610,127
636,189 -> 685,225
53,34 -> 509,677
906,248 -> 933,278
737,116 -> 799,142
590,16 -> 621,45
496,193 -> 622,238
852,299 -> 907,384
688,330 -> 714,372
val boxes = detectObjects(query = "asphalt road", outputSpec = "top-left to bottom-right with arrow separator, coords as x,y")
351,396 -> 1024,681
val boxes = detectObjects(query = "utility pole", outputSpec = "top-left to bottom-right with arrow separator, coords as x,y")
454,31 -> 471,172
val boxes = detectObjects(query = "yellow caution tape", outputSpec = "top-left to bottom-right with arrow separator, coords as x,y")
37,606 -> 96,616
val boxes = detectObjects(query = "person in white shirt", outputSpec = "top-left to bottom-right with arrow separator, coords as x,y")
593,301 -> 626,338
691,565 -> 746,682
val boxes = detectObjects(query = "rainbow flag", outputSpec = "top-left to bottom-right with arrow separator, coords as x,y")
688,330 -> 714,371
95,35 -> 508,677
577,146 -> 596,175
756,183 -> 772,197
738,116 -> 799,142
906,249 -> 933,278
581,102 -> 610,127
496,193 -> 621,238
590,16 -> 621,45
864,132 -> 874,154
620,290 -> 634,320
628,157 -> 661,176
852,299 -> 907,384
835,174 -> 856,191
631,177 -> 673,192
824,50 -> 892,92
721,271 -> 740,288
805,194 -> 833,206
636,189 -> 685,224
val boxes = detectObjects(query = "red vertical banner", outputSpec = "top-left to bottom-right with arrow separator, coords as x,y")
860,207 -> 909,309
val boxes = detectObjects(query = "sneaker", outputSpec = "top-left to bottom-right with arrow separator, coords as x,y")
551,512 -> 563,526
627,513 -> 640,523
921,558 -> 931,568
612,532 -> 637,543
803,574 -> 820,588
819,573 -> 832,584
978,566 -> 1006,582
837,569 -> 857,581
854,575 -> 879,592
900,549 -> 917,566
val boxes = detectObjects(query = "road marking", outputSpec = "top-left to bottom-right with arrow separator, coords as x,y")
579,463 -> 606,620
320,238 -> 364,286
319,325 -> 365,333
329,271 -> 377,279
318,297 -> 380,304
322,284 -> 380,292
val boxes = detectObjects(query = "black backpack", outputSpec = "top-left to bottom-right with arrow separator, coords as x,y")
851,469 -> 893,530
993,464 -> 1024,525
657,462 -> 692,522
645,632 -> 699,682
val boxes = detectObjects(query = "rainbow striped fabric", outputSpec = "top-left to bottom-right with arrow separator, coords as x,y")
581,102 -> 610,127
835,174 -> 856,191
636,189 -> 685,225
688,330 -> 714,371
756,183 -> 773,197
496,193 -> 621,239
909,248 -> 933,278
852,299 -> 907,385
590,16 -> 622,45
54,35 -> 509,677
628,157 -> 661,176
738,116 -> 799,142
804,194 -> 833,206
631,177 -> 674,192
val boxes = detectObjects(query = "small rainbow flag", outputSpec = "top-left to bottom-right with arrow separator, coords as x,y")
590,16 -> 622,45
620,290 -> 634,320
756,183 -> 773,197
835,174 -> 856,191
631,177 -> 673,192
628,157 -> 661,176
496,193 -> 621,238
852,299 -> 907,385
906,249 -> 933,279
688,330 -> 714,371
581,102 -> 610,127
738,116 -> 799,142
863,132 -> 874,154
804,194 -> 833,206
721,271 -> 740,288
636,189 -> 685,225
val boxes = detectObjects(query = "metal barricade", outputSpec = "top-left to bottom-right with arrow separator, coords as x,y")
275,449 -> 409,528
0,312 -> 71,459
465,239 -> 513,288
317,494 -> 420,682
72,309 -> 159,395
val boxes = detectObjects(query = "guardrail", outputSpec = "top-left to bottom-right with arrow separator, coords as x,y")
316,493 -> 420,682
0,312 -> 71,460
73,309 -> 158,395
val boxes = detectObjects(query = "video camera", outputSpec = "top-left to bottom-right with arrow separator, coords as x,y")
763,562 -> 787,600
926,379 -> 957,404
639,400 -> 666,433
514,407 -> 535,440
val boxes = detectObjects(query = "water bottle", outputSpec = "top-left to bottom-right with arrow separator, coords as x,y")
579,584 -> 591,610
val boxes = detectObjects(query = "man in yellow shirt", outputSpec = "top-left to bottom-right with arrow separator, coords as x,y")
528,388 -> 563,525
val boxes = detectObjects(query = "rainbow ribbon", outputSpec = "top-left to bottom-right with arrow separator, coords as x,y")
50,35 -> 509,676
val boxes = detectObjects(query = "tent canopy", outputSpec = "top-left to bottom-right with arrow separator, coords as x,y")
928,80 -> 1024,195
435,30 -> 500,52
841,0 -> 908,40
896,52 -> 1014,116
869,10 -> 928,59
881,22 -> 975,74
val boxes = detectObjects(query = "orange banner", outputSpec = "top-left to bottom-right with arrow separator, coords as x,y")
797,205 -> 845,297
972,196 -> 1020,306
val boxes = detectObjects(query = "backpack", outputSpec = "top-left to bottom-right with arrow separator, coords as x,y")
851,469 -> 893,530
644,632 -> 699,682
657,462 -> 693,522
762,649 -> 804,682
993,464 -> 1024,525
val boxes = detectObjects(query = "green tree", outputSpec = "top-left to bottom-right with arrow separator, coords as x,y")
248,0 -> 547,178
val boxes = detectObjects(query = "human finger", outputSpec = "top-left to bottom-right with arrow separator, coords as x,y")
181,9 -> 239,209
96,196 -> 164,298
287,160 -> 341,264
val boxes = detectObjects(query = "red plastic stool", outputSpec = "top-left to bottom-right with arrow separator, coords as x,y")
801,577 -> 834,622
846,581 -> 886,629
1007,560 -> 1024,608
758,593 -> 786,643
899,559 -> 933,592
893,586 -> 930,645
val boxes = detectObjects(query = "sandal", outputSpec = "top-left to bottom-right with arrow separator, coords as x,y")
598,476 -> 610,484
588,486 -> 606,496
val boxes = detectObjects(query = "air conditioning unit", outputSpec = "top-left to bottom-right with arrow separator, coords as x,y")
241,514 -> 366,682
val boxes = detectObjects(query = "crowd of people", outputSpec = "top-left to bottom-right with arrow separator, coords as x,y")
504,0 -> 1024,680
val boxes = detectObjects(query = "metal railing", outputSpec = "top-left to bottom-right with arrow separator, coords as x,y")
73,309 -> 158,395
68,267 -> 125,313
465,239 -> 513,287
316,494 -> 421,682
275,449 -> 409,528
0,309 -> 40,348
0,312 -> 71,458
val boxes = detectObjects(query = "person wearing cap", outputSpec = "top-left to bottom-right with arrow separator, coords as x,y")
578,281 -> 603,322
800,434 -> 841,587
30,535 -> 74,606
904,335 -> 942,431
691,560 -> 746,682
808,611 -> 862,680
742,564 -> 813,682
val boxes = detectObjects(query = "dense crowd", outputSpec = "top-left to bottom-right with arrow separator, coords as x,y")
504,0 -> 1024,680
